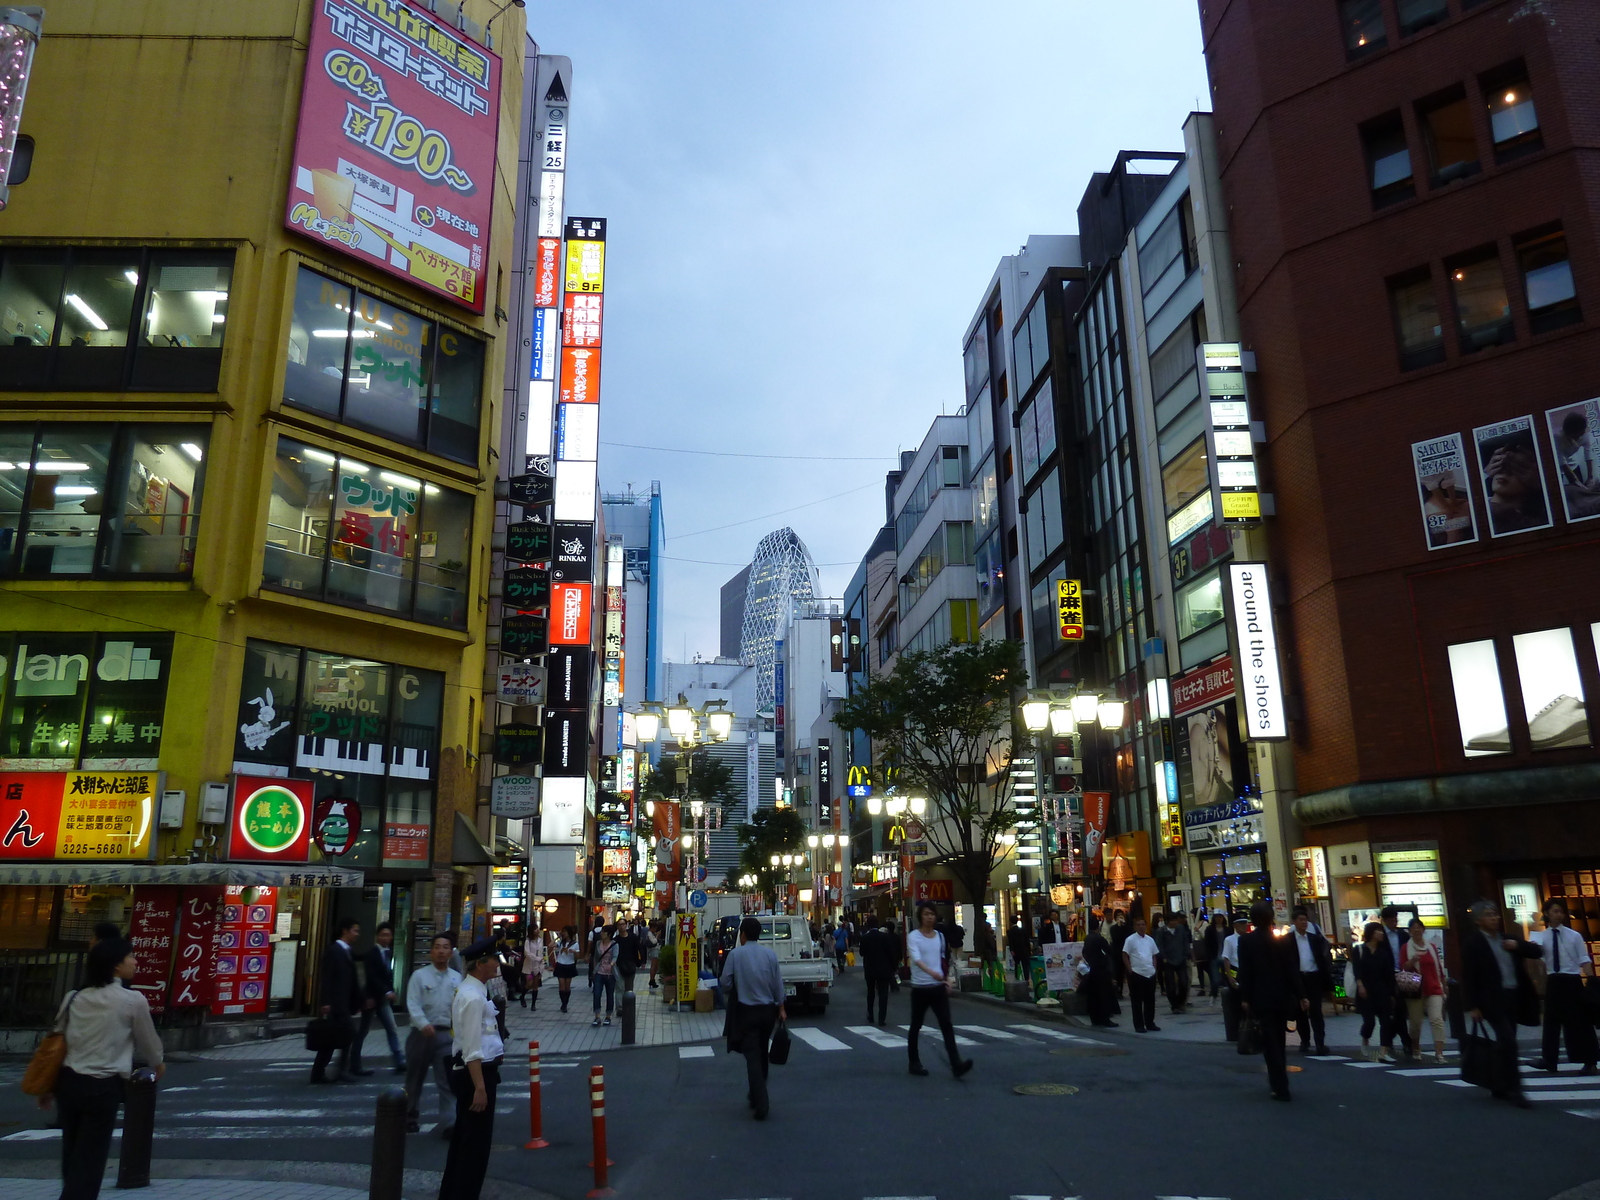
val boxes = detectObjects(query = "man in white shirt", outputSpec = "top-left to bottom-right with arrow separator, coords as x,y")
1121,917 -> 1162,1033
1219,913 -> 1250,1042
438,936 -> 506,1200
1531,899 -> 1598,1074
404,934 -> 462,1134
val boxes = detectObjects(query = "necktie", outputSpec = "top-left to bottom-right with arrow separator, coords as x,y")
1552,927 -> 1561,972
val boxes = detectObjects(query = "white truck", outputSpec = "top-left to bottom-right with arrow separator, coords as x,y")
712,912 -> 834,1013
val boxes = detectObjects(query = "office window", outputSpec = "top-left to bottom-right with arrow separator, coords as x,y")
0,422 -> 208,578
963,328 -> 989,399
1447,247 -> 1514,353
1139,204 -> 1188,296
1483,62 -> 1541,159
263,436 -> 470,629
1163,438 -> 1209,514
1389,269 -> 1445,370
1515,225 -> 1581,335
1149,322 -> 1197,401
876,619 -> 897,666
1419,89 -> 1480,187
1396,0 -> 1447,36
1448,639 -> 1510,756
0,247 -> 232,392
1362,112 -> 1414,207
1338,0 -> 1386,58
283,266 -> 485,464
1511,628 -> 1590,751
1176,569 -> 1224,640
972,454 -> 998,542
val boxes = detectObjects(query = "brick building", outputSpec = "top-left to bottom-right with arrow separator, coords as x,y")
1200,0 -> 1600,952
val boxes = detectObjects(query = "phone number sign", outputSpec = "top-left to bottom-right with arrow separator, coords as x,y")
285,0 -> 502,312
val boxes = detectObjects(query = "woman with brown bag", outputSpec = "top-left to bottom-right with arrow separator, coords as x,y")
40,938 -> 165,1200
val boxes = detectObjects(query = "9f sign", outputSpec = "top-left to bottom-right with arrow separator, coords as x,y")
1225,563 -> 1288,741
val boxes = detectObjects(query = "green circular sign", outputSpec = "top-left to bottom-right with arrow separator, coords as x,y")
240,784 -> 306,853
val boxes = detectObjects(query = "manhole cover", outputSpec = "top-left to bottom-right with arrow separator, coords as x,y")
1013,1082 -> 1079,1096
1049,1046 -> 1129,1057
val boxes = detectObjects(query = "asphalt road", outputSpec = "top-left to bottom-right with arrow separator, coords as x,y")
5,972 -> 1600,1200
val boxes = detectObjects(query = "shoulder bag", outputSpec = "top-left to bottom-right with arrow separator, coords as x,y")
767,1016 -> 791,1066
1396,944 -> 1424,998
21,990 -> 78,1096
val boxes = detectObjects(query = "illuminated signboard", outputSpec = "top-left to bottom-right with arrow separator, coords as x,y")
0,771 -> 159,861
1057,579 -> 1085,640
1224,562 -> 1288,740
550,582 -> 593,645
1200,343 -> 1262,525
227,776 -> 313,863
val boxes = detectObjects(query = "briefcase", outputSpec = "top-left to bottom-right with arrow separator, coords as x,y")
305,1016 -> 352,1052
1459,1019 -> 1497,1089
768,1020 -> 791,1066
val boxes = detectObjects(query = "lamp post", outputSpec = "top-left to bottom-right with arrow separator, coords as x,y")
631,695 -> 733,913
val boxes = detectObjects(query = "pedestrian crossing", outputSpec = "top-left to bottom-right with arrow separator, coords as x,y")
717,1194 -> 1236,1200
676,1022 -> 1111,1059
1300,1050 -> 1600,1118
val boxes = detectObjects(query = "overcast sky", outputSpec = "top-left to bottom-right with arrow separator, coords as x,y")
532,1 -> 1211,661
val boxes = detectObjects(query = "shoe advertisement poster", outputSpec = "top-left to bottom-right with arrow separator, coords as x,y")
284,0 -> 501,313
1544,397 -> 1600,523
1410,432 -> 1479,549
1472,415 -> 1555,538
1511,628 -> 1591,752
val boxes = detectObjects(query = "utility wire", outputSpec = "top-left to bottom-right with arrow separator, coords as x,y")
669,480 -> 882,541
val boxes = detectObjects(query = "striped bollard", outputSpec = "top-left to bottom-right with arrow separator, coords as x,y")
524,1040 -> 549,1150
585,1064 -> 614,1198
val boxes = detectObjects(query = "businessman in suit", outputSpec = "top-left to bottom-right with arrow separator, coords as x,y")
1461,899 -> 1542,1108
356,921 -> 407,1074
1235,901 -> 1308,1101
311,916 -> 370,1084
1290,906 -> 1334,1055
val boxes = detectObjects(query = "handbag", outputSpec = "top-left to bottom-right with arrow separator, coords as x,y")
1395,969 -> 1423,997
20,990 -> 78,1096
1236,1016 -> 1262,1056
304,1014 -> 353,1052
1459,1017 -> 1498,1088
767,1019 -> 791,1066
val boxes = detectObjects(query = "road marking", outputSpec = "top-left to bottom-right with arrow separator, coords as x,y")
1005,1025 -> 1110,1046
1343,1061 -> 1393,1068
179,1109 -> 338,1119
1527,1091 -> 1600,1102
957,1025 -> 1026,1040
678,1045 -> 715,1058
789,1027 -> 851,1051
845,1024 -> 906,1048
1305,1054 -> 1348,1061
1390,1067 -> 1459,1077
898,1024 -> 978,1046
1567,1109 -> 1600,1119
1508,1076 -> 1600,1089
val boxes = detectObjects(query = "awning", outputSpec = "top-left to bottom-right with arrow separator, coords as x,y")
0,863 -> 366,887
452,811 -> 497,866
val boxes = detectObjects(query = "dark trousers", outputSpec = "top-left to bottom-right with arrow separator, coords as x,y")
1258,1008 -> 1290,1097
1543,974 -> 1599,1066
1393,993 -> 1414,1054
1484,998 -> 1524,1097
438,1057 -> 500,1200
1084,971 -> 1116,1024
1296,974 -> 1326,1048
592,973 -> 616,1015
1162,963 -> 1190,1011
908,985 -> 963,1069
57,1068 -> 123,1200
866,974 -> 891,1023
1128,972 -> 1158,1031
311,1014 -> 355,1080
735,1002 -> 778,1115
403,1028 -> 453,1121
618,968 -> 637,996
1359,998 -> 1396,1048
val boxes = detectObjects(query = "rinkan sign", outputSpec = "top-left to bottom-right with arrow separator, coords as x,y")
1224,563 -> 1287,741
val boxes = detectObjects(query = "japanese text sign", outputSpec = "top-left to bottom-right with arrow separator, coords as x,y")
0,771 -> 158,861
227,776 -> 314,863
127,886 -> 179,1015
285,0 -> 502,312
171,886 -> 222,1008
1057,579 -> 1085,641
212,886 -> 278,1016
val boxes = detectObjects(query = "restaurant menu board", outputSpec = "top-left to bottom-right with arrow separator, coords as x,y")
170,887 -> 223,1009
285,0 -> 501,312
126,885 -> 179,1015
211,886 -> 278,1015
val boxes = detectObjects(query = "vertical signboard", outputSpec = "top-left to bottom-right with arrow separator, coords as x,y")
126,886 -> 179,1016
1410,433 -> 1480,550
1199,344 -> 1262,525
1056,579 -> 1085,640
676,912 -> 698,1003
211,886 -> 278,1015
1225,563 -> 1288,741
170,887 -> 223,1009
284,0 -> 502,312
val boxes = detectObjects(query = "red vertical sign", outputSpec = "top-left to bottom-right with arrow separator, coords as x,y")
170,887 -> 223,1008
126,886 -> 179,1016
211,886 -> 278,1015
1082,791 -> 1112,867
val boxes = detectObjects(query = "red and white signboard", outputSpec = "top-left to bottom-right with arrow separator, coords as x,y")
126,886 -> 179,1016
170,887 -> 223,1009
211,886 -> 278,1016
1170,656 -> 1236,718
284,0 -> 502,312
532,237 -> 561,307
228,776 -> 315,864
550,581 -> 593,645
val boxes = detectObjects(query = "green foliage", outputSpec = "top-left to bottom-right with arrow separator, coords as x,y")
638,751 -> 739,812
735,806 -> 808,902
834,637 -> 1026,907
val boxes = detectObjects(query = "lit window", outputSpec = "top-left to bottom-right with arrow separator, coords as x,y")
1515,225 -> 1581,335
1511,628 -> 1590,751
1482,62 -> 1541,159
1419,89 -> 1480,188
1389,269 -> 1445,370
1447,247 -> 1514,353
1176,569 -> 1224,641
1447,639 -> 1510,756
1338,0 -> 1386,58
1396,0 -> 1447,36
1361,112 -> 1413,207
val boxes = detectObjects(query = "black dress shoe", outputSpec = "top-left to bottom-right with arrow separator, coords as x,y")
405,1120 -> 420,1133
1508,1094 -> 1534,1110
753,1105 -> 768,1121
1271,1091 -> 1292,1102
1529,1060 -> 1556,1072
953,1059 -> 974,1079
1146,1024 -> 1162,1032
1315,1045 -> 1329,1056
349,1068 -> 375,1077
908,1063 -> 929,1076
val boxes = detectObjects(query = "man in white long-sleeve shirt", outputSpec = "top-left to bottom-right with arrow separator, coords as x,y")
403,934 -> 461,1135
438,937 -> 504,1200
1531,899 -> 1598,1074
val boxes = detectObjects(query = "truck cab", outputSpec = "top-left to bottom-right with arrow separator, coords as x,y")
714,913 -> 834,1013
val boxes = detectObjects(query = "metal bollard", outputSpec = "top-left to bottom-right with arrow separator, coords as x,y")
368,1087 -> 409,1200
585,1065 -> 614,1198
619,989 -> 636,1046
524,1040 -> 548,1149
116,1068 -> 158,1189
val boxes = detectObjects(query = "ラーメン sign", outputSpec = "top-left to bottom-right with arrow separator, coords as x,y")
1224,563 -> 1287,741
227,777 -> 313,863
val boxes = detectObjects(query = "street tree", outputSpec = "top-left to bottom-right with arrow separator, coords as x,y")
834,637 -> 1026,909
735,806 -> 808,906
639,751 -> 739,814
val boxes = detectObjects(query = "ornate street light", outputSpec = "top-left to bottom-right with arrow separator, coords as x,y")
1070,692 -> 1101,725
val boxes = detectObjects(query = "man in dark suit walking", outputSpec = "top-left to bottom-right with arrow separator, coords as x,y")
859,915 -> 898,1025
1289,906 -> 1333,1055
1235,901 -> 1307,1101
1461,899 -> 1542,1108
312,916 -> 370,1084
356,921 -> 407,1074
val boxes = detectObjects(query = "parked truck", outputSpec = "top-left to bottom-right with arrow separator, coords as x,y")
712,912 -> 833,1013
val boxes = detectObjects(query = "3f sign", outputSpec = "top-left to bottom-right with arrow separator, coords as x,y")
1225,563 -> 1288,741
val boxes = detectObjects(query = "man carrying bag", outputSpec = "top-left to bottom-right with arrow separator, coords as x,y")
1461,899 -> 1542,1108
719,916 -> 786,1121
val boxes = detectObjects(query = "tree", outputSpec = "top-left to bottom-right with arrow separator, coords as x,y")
835,637 -> 1027,909
735,806 -> 808,905
639,751 -> 739,813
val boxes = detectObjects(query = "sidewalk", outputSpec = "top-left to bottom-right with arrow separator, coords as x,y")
0,1158 -> 558,1200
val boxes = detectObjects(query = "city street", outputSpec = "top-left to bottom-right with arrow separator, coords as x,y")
5,973 -> 1600,1200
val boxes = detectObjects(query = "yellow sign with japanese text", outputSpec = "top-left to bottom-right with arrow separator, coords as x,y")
1057,579 -> 1085,641
676,912 -> 698,1003
564,239 -> 605,293
56,772 -> 157,860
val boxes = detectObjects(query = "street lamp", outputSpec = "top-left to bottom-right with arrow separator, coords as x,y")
1022,697 -> 1051,733
807,834 -> 819,848
908,796 -> 927,816
635,709 -> 661,744
770,854 -> 780,867
666,702 -> 693,740
866,796 -> 883,816
1070,692 -> 1101,725
1097,697 -> 1125,728
1049,707 -> 1076,736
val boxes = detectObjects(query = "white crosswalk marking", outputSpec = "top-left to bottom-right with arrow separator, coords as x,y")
846,1024 -> 907,1048
678,1045 -> 715,1059
898,1024 -> 979,1046
1005,1024 -> 1110,1046
789,1027 -> 852,1051
958,1025 -> 1026,1040
1390,1067 -> 1460,1077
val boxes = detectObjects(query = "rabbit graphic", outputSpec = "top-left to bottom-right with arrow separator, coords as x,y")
240,688 -> 290,751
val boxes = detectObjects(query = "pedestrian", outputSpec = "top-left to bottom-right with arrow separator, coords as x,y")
1121,916 -> 1161,1033
646,919 -> 663,989
497,927 -> 523,1006
312,916 -> 367,1083
860,914 -> 896,1025
1080,915 -> 1118,1027
404,933 -> 462,1136
1158,911 -> 1193,1013
906,903 -> 973,1078
1006,914 -> 1031,981
833,921 -> 850,970
1038,908 -> 1064,947
1531,898 -> 1598,1074
38,937 -> 164,1200
591,925 -> 618,1026
88,921 -> 122,950
1108,910 -> 1131,997
1400,917 -> 1449,1066
883,917 -> 901,991
974,915 -> 998,973
1219,913 -> 1250,1041
1289,906 -> 1332,1056
438,936 -> 506,1200
356,922 -> 407,1074
553,925 -> 579,1012
1353,922 -> 1400,1061
1378,905 -> 1416,1058
585,913 -> 606,965
1235,900 -> 1307,1102
521,928 -> 545,1010
720,915 -> 786,1120
1461,898 -> 1542,1108
614,919 -> 642,996
1201,913 -> 1229,1001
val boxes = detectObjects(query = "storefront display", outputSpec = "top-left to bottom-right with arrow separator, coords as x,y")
1373,842 -> 1446,926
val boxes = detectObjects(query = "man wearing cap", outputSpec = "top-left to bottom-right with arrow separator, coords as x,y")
438,936 -> 505,1200
1219,913 -> 1250,1042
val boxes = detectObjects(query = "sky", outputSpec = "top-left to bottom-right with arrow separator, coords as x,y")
529,1 -> 1212,660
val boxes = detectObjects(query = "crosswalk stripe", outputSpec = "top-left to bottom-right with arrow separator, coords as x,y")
1527,1091 -> 1600,1102
959,1025 -> 1025,1040
789,1027 -> 851,1051
845,1024 -> 907,1048
1343,1061 -> 1392,1068
1567,1109 -> 1600,1119
898,1024 -> 979,1046
1304,1055 -> 1347,1061
1511,1076 -> 1600,1090
1005,1024 -> 1109,1046
678,1045 -> 715,1059
1390,1067 -> 1459,1077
